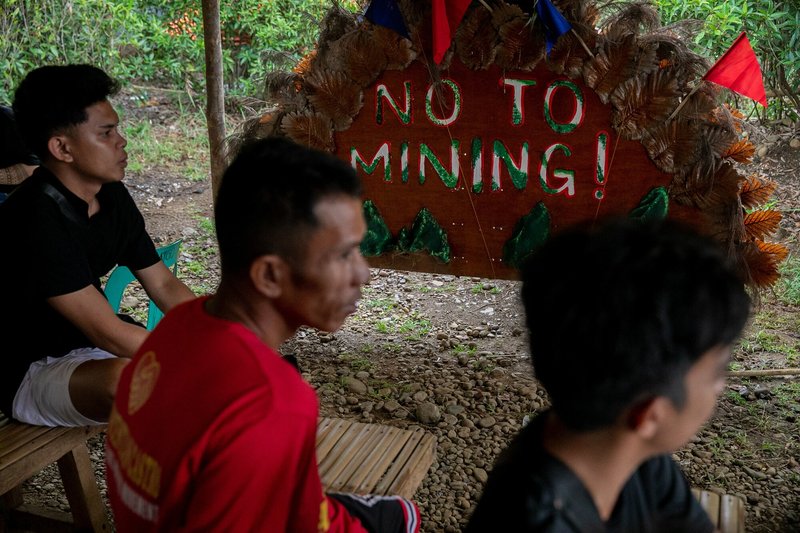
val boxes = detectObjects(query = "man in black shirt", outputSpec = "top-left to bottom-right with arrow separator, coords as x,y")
0,65 -> 195,426
466,219 -> 751,532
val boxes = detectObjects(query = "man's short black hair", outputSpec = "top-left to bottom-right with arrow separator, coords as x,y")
215,137 -> 362,276
521,218 -> 750,431
12,64 -> 120,161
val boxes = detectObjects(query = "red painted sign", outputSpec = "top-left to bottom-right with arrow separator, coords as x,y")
335,59 -> 692,278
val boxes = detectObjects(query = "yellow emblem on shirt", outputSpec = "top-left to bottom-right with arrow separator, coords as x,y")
128,351 -> 160,415
318,497 -> 330,532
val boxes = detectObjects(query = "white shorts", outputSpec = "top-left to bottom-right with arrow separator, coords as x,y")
12,347 -> 117,427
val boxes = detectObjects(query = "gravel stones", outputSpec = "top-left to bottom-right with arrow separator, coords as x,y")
343,377 -> 367,394
20,266 -> 800,533
416,402 -> 442,424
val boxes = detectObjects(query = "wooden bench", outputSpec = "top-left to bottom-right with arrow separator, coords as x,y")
316,417 -> 436,498
0,415 -> 109,532
693,488 -> 746,533
1,415 -> 433,532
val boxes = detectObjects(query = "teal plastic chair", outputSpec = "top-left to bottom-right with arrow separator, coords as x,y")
104,240 -> 182,331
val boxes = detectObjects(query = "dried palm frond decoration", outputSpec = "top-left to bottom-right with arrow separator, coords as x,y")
237,0 -> 785,287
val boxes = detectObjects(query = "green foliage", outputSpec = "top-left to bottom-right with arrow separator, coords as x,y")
122,108 -> 209,181
776,254 -> 800,306
655,0 -> 800,120
0,1 -> 139,101
374,310 -> 432,339
0,0 -> 360,102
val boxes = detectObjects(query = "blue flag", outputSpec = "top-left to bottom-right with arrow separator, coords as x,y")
536,0 -> 572,55
365,0 -> 410,39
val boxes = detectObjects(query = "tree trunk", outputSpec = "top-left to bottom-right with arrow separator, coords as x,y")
201,0 -> 225,201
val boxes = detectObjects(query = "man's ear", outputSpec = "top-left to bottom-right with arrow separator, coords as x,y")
249,255 -> 287,298
625,396 -> 669,440
47,135 -> 73,163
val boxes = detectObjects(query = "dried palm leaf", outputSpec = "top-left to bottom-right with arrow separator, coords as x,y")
599,1 -> 660,41
702,162 -> 745,209
553,0 -> 584,22
743,210 -> 782,241
317,4 -> 359,55
259,49 -> 303,72
306,68 -> 364,131
229,113 -> 283,156
583,34 -> 639,104
679,125 -> 748,199
293,51 -> 316,78
723,139 -> 755,164
671,86 -> 717,121
547,29 -> 592,78
397,0 -> 428,32
577,0 -> 600,28
743,240 -> 787,287
262,71 -> 308,110
280,111 -> 334,152
508,28 -> 546,72
638,30 -> 709,90
640,119 -> 701,174
371,26 -> 416,70
456,6 -> 498,69
726,104 -> 746,120
655,19 -> 703,42
570,21 -> 599,51
699,124 -> 737,164
697,194 -> 743,239
326,27 -> 388,87
672,161 -> 742,210
263,71 -> 297,101
709,101 -> 743,132
611,70 -> 680,140
739,175 -> 777,209
493,7 -> 543,70
492,2 -> 523,27
756,240 -> 789,263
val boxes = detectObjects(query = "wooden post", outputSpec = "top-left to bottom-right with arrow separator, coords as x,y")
201,0 -> 226,201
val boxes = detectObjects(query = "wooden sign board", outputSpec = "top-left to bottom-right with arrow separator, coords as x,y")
248,1 -> 784,285
335,60 -> 696,278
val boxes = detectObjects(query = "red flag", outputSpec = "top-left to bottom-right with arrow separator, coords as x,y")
703,32 -> 767,107
432,0 -> 471,64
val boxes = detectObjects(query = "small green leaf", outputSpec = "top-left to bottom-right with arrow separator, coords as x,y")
502,202 -> 551,269
629,187 -> 669,222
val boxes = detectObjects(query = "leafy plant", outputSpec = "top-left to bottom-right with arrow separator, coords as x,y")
655,0 -> 800,121
776,254 -> 800,306
0,0 -> 361,102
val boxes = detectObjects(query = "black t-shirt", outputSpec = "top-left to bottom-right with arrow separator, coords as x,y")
0,167 -> 159,417
465,411 -> 714,533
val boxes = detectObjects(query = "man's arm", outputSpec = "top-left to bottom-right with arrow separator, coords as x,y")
134,261 -> 195,313
48,286 -> 148,357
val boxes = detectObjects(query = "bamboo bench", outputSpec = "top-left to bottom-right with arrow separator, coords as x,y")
0,415 -> 109,532
316,417 -> 437,498
693,488 -> 746,533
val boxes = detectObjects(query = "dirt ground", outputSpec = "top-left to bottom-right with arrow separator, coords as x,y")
21,91 -> 800,531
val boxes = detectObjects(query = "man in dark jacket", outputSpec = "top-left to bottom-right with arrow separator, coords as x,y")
467,219 -> 750,532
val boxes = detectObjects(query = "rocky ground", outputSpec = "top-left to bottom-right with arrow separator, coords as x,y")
20,91 -> 800,532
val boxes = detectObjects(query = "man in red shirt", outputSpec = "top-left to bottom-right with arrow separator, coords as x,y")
106,138 -> 420,532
